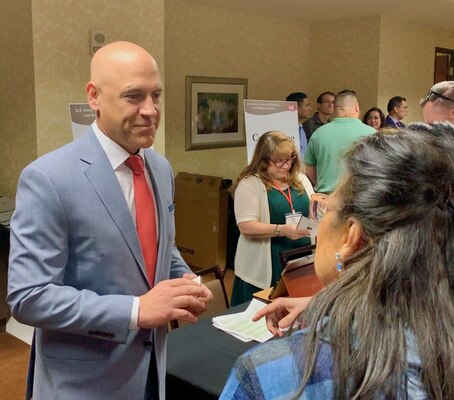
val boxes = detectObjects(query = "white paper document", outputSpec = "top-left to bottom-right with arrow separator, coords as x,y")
212,299 -> 274,343
297,215 -> 319,242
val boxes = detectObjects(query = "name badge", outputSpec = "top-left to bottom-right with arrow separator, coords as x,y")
285,212 -> 302,225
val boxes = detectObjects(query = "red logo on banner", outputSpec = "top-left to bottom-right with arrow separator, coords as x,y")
288,105 -> 296,111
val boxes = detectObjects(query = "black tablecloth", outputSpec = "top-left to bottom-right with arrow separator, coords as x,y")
166,302 -> 257,399
0,196 -> 14,231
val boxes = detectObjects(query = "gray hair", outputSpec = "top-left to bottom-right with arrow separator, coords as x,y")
420,81 -> 454,108
297,123 -> 454,399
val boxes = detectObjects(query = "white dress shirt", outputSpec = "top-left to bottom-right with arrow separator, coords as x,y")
93,122 -> 158,329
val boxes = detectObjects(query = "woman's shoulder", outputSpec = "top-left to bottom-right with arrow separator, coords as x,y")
238,329 -> 333,376
249,329 -> 307,360
238,175 -> 266,189
295,173 -> 314,197
241,174 -> 261,183
222,330 -> 334,399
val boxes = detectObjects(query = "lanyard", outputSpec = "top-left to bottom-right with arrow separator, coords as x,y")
274,186 -> 295,213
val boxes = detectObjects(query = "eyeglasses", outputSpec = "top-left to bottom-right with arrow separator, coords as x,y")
270,156 -> 297,168
309,193 -> 329,222
420,89 -> 454,106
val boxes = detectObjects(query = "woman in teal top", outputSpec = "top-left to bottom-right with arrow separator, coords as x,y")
268,188 -> 311,284
231,131 -> 312,306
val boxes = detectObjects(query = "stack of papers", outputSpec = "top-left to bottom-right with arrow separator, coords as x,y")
212,299 -> 274,343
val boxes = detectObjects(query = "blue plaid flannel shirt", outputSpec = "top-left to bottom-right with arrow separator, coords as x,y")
220,327 -> 426,399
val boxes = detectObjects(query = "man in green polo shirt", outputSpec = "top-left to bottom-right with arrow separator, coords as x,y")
304,90 -> 376,193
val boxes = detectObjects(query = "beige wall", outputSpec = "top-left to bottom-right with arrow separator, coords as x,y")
1,0 -> 166,198
3,3 -> 454,198
378,17 -> 454,124
307,16 -> 381,118
164,0 -> 310,181
32,0 -> 166,157
0,0 -> 36,198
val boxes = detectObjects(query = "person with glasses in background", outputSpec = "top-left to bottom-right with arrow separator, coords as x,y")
303,91 -> 336,140
222,123 -> 454,399
230,131 -> 313,306
385,96 -> 408,128
421,81 -> 454,123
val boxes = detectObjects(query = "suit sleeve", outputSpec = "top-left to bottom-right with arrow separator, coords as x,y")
169,246 -> 192,278
7,165 -> 133,344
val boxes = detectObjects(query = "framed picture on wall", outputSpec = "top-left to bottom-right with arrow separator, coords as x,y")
185,76 -> 248,150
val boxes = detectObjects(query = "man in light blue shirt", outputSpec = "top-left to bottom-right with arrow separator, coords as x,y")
286,92 -> 312,156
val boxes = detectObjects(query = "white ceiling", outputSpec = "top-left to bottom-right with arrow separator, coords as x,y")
184,0 -> 454,32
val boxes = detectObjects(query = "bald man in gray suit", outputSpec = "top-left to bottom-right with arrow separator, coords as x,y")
8,41 -> 212,400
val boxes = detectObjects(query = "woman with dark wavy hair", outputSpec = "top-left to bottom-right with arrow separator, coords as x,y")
363,106 -> 386,129
221,123 -> 454,399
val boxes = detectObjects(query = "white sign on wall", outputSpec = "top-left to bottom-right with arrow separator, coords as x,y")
68,103 -> 96,140
244,100 -> 300,163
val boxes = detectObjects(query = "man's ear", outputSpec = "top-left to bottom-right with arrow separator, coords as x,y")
339,217 -> 363,260
86,81 -> 100,112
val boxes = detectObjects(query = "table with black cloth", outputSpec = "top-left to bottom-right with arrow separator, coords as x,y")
166,301 -> 259,399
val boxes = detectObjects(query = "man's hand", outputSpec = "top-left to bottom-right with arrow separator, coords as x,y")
137,277 -> 213,329
182,273 -> 213,316
252,297 -> 312,336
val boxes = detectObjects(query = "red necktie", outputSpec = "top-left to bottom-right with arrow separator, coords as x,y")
125,155 -> 157,285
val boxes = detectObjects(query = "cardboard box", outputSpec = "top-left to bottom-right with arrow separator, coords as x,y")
174,172 -> 231,270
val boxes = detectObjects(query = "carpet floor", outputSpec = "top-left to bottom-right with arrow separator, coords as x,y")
0,332 -> 29,400
0,268 -> 234,400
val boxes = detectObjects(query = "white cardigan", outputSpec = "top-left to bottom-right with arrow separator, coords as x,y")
233,174 -> 313,289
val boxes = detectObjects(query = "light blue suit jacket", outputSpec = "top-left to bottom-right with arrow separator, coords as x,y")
7,129 -> 191,400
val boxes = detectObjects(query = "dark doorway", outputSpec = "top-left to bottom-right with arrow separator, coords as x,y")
434,47 -> 454,83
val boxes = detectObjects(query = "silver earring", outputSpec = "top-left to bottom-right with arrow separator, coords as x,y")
335,252 -> 343,272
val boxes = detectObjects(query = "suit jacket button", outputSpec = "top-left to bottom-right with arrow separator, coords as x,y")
144,340 -> 152,350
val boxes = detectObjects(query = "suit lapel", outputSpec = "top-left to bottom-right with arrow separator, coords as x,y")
79,130 -> 149,284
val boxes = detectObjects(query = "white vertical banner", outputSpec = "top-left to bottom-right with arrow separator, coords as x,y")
68,103 -> 96,140
244,100 -> 300,163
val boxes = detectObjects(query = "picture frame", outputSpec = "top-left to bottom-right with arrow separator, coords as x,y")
185,76 -> 248,150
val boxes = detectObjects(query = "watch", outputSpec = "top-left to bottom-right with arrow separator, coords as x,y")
274,224 -> 281,237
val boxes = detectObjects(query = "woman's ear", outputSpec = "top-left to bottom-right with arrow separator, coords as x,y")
339,217 -> 363,259
449,107 -> 454,122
